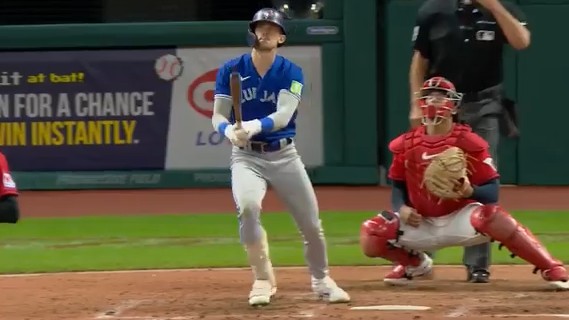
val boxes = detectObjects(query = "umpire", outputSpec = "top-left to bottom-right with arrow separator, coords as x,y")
408,0 -> 530,283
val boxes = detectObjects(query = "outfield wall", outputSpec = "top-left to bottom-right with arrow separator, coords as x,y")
1,0 -> 380,190
3,0 -> 569,189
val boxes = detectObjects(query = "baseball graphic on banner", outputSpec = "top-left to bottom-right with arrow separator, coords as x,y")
154,54 -> 184,81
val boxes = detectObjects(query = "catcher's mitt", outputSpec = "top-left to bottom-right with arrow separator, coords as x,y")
422,147 -> 470,200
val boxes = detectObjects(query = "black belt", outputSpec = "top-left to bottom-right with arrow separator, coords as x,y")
240,138 -> 293,153
461,85 -> 502,103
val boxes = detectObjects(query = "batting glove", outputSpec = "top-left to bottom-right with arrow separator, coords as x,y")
241,120 -> 263,139
234,127 -> 249,141
224,124 -> 247,148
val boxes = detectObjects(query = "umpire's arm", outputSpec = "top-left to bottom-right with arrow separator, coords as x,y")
409,52 -> 429,128
485,0 -> 530,50
409,16 -> 431,128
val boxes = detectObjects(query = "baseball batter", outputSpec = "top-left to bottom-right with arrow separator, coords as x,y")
210,8 -> 350,306
359,77 -> 569,290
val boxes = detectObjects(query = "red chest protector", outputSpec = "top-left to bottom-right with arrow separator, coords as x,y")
398,125 -> 486,186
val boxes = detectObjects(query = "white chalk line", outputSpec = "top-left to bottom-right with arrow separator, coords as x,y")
0,264 -> 534,278
297,304 -> 326,318
91,315 -> 315,320
94,317 -> 192,320
94,300 -> 146,319
445,305 -> 471,318
0,266 -> 303,278
92,303 -> 321,320
444,298 -> 478,318
90,294 -> 323,320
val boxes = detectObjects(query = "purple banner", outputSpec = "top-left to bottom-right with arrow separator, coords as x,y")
0,49 -> 175,171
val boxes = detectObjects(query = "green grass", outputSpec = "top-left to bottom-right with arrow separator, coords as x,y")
0,211 -> 568,274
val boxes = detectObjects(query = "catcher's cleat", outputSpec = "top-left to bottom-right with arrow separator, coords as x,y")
467,269 -> 490,283
541,266 -> 569,291
384,253 -> 433,286
472,205 -> 569,291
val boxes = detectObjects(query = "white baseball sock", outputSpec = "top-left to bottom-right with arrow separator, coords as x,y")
245,226 -> 276,287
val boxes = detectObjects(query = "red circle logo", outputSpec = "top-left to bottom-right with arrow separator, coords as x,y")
187,68 -> 219,118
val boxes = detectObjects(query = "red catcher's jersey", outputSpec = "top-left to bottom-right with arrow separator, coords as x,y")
0,153 -> 17,197
388,124 -> 499,217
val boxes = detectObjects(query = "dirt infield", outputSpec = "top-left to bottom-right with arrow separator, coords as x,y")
2,266 -> 569,320
2,186 -> 569,320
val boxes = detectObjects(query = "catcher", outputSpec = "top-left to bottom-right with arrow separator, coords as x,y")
359,76 -> 569,290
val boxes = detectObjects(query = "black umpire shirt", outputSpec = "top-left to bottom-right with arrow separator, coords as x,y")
412,0 -> 528,93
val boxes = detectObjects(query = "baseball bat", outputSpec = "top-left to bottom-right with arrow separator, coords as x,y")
229,70 -> 243,129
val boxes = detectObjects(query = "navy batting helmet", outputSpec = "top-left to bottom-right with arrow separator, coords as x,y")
249,8 -> 287,35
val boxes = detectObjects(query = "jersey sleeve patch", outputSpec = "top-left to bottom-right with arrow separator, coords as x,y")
290,80 -> 303,96
3,173 -> 15,188
483,157 -> 497,172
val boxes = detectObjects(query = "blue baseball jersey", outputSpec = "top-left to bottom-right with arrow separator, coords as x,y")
214,53 -> 304,143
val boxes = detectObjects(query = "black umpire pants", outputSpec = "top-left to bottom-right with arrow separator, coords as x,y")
456,85 -> 503,272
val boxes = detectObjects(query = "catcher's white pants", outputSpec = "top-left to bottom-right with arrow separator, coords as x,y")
395,203 -> 491,252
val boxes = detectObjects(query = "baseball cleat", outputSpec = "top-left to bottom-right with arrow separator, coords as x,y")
248,280 -> 277,306
468,269 -> 490,283
384,253 -> 433,286
548,281 -> 569,291
542,265 -> 569,291
311,276 -> 351,303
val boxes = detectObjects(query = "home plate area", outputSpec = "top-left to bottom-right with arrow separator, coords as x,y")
1,266 -> 569,320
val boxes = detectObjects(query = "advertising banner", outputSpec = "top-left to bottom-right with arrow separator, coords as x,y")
165,46 -> 324,169
0,46 -> 323,172
0,49 -> 175,171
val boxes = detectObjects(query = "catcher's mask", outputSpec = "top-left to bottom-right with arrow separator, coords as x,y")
247,8 -> 287,49
417,77 -> 463,126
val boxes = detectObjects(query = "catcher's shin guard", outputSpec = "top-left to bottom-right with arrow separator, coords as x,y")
360,211 -> 422,267
470,205 -> 565,275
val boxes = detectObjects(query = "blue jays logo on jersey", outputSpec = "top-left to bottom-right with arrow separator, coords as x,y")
241,87 -> 277,104
214,53 -> 304,142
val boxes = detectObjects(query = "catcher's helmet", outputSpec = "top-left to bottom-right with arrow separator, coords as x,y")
249,8 -> 287,35
417,76 -> 463,125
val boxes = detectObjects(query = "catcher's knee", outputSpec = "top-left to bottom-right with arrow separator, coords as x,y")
359,211 -> 401,258
0,196 -> 19,224
470,204 -> 517,240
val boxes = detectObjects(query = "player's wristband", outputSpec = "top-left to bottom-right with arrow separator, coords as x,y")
259,117 -> 275,133
217,122 -> 229,135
